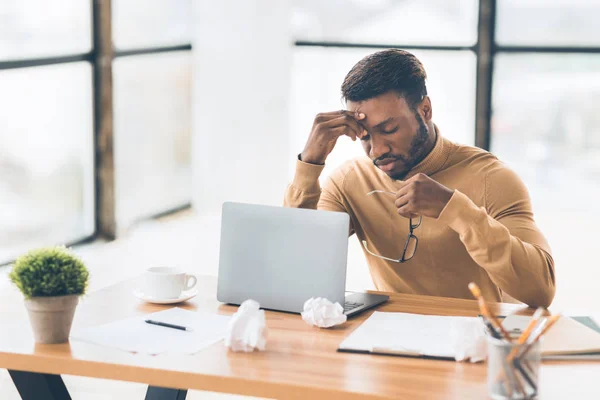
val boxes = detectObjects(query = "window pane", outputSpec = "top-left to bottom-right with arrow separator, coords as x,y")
491,54 -> 600,310
112,0 -> 192,49
0,0 -> 91,60
292,0 -> 478,46
0,63 -> 94,263
497,0 -> 600,46
492,53 -> 600,209
289,47 -> 476,179
113,52 -> 192,228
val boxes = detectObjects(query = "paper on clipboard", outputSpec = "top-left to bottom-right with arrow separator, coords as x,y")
338,311 -> 480,359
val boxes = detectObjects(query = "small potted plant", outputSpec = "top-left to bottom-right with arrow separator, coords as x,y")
9,246 -> 90,344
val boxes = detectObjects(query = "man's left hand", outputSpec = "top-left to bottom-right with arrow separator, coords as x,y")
394,173 -> 455,219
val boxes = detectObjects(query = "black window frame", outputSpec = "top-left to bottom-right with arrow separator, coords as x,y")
294,0 -> 600,150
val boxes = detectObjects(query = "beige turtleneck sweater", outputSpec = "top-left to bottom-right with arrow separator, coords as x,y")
284,134 -> 556,307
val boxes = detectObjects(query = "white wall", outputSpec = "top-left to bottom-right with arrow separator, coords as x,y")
192,0 -> 292,215
189,1 -> 374,292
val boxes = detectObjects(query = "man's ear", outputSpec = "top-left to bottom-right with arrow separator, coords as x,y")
419,96 -> 432,122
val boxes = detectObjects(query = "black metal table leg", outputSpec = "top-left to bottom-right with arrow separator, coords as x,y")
9,369 -> 188,400
8,370 -> 71,400
145,386 -> 188,400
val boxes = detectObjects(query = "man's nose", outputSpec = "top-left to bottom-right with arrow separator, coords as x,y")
369,135 -> 391,160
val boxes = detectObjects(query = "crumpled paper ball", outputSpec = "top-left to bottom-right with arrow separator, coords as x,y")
301,297 -> 347,328
452,317 -> 488,363
224,300 -> 267,352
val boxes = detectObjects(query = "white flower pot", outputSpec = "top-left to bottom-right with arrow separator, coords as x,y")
24,295 -> 79,344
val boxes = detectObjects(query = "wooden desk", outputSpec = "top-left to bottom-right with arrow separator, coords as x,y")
0,276 -> 598,400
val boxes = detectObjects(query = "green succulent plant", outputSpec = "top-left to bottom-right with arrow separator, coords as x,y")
9,246 -> 90,299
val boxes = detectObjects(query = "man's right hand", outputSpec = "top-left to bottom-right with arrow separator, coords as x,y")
300,110 -> 366,165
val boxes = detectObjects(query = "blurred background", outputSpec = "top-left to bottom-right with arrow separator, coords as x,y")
1,0 -> 599,312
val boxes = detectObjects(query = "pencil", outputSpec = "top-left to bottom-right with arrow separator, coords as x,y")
513,358 -> 537,395
501,314 -> 560,394
469,283 -> 525,395
504,356 -> 528,397
468,282 -> 512,341
531,314 -> 561,342
520,314 -> 561,358
506,307 -> 546,362
500,357 -> 515,398
510,315 -> 558,395
494,308 -> 547,388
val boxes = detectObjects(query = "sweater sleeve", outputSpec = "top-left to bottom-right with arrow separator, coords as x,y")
437,165 -> 556,307
284,158 -> 354,234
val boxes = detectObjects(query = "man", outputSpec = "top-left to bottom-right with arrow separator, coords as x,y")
284,49 -> 555,307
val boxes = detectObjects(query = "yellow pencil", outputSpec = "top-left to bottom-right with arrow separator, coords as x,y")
533,314 -> 561,339
520,314 -> 561,358
506,307 -> 546,361
468,282 -> 512,341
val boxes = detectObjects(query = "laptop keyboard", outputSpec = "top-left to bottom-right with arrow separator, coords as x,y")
344,301 -> 364,312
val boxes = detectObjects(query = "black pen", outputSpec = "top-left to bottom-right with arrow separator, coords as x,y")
144,319 -> 193,332
479,315 -> 501,339
513,358 -> 537,393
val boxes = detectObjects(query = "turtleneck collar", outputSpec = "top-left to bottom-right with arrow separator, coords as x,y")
377,125 -> 453,182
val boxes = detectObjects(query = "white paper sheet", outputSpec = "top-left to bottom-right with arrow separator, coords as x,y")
71,307 -> 230,355
339,312 -> 479,359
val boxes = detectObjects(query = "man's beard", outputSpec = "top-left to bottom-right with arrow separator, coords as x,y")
373,113 -> 432,180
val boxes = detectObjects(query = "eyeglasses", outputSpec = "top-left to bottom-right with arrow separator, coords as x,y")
361,190 -> 422,263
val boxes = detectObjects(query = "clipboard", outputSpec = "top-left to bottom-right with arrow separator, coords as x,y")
337,311 -> 478,360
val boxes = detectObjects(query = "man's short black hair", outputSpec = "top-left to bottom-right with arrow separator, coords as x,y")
341,49 -> 427,110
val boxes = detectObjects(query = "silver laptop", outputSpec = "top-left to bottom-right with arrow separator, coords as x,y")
217,202 -> 388,317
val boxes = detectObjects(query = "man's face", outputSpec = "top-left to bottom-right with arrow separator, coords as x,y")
347,91 -> 433,180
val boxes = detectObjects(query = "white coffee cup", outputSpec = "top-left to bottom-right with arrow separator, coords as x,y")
143,267 -> 198,299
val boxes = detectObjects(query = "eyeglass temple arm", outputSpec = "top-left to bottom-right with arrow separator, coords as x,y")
361,240 -> 402,263
367,190 -> 396,196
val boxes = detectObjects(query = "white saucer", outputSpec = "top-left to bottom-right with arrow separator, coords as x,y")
133,288 -> 199,304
